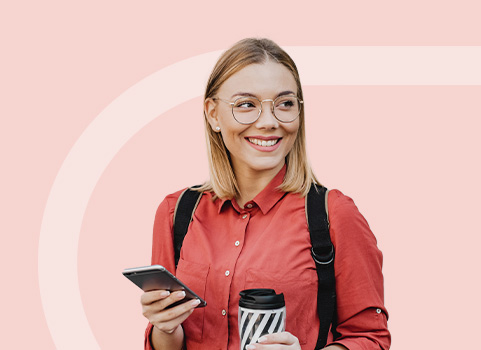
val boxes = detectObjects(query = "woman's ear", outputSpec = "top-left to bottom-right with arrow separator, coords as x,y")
204,98 -> 221,132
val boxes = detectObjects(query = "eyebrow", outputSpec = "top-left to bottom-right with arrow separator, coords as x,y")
231,90 -> 296,99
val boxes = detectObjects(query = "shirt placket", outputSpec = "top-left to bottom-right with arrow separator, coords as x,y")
219,201 -> 255,348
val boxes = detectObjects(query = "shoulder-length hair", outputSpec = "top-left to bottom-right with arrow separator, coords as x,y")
198,38 -> 320,199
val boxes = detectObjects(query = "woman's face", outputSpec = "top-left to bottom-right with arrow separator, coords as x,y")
205,61 -> 300,178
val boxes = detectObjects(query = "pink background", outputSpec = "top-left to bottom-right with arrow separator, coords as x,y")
1,1 -> 480,349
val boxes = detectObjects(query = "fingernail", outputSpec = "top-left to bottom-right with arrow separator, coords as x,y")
258,336 -> 267,343
159,291 -> 170,298
191,299 -> 201,306
176,291 -> 186,299
246,345 -> 256,350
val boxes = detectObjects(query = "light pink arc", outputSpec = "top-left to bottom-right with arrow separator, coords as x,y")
38,46 -> 481,349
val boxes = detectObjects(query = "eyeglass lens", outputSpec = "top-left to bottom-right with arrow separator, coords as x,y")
232,96 -> 301,124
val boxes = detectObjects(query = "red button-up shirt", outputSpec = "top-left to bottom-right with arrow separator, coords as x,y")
144,167 -> 391,350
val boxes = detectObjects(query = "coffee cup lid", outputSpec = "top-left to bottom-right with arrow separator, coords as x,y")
239,288 -> 285,309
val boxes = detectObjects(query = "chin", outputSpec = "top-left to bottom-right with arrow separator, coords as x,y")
247,159 -> 284,173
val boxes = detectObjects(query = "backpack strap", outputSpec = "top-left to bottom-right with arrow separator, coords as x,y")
173,183 -> 337,348
173,186 -> 203,267
306,183 -> 337,349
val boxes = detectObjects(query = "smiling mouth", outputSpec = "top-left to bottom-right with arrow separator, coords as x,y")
247,138 -> 281,147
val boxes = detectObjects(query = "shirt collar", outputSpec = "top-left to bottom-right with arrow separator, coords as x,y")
217,165 -> 287,215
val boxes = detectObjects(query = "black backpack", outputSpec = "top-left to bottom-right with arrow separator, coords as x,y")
172,183 -> 337,349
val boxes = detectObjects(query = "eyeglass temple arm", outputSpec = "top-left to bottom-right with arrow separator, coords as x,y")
212,97 -> 235,107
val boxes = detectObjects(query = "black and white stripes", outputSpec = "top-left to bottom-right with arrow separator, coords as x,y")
238,306 -> 286,350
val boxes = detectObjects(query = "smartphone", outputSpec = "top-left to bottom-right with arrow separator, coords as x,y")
122,265 -> 207,308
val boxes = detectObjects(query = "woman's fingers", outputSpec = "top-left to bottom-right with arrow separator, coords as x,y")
141,290 -> 188,315
151,299 -> 201,333
245,332 -> 301,350
154,297 -> 200,323
140,289 -> 201,334
140,290 -> 171,305
259,332 -> 294,344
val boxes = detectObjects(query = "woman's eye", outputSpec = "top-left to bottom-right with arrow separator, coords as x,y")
235,100 -> 256,108
277,99 -> 295,109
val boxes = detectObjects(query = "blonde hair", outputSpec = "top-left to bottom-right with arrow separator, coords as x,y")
198,38 -> 320,199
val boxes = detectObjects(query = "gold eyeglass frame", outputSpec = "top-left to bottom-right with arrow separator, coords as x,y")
212,95 -> 303,125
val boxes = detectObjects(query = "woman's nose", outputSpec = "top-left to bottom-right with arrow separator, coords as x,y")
255,101 -> 279,129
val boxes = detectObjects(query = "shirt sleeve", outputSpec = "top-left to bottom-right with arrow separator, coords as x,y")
144,190 -> 184,350
325,190 -> 391,350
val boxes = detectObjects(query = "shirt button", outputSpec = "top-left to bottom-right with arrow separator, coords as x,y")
246,203 -> 253,208
376,308 -> 382,314
225,270 -> 230,276
234,241 -> 240,247
222,309 -> 227,316
242,214 -> 248,219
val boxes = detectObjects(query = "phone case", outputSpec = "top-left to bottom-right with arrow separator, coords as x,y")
122,265 -> 207,308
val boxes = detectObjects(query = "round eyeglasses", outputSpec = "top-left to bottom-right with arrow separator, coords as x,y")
213,95 -> 303,124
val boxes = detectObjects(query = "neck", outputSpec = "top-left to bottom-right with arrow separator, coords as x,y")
234,163 -> 284,208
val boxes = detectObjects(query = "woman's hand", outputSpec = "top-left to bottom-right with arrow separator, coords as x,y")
245,332 -> 301,350
141,289 -> 200,334
141,289 -> 200,350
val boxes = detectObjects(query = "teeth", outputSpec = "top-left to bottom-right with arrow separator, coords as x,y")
248,138 -> 279,147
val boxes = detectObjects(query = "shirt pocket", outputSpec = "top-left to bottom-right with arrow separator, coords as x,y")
244,268 -> 317,345
176,258 -> 210,343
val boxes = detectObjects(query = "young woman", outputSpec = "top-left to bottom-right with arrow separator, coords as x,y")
140,38 -> 391,350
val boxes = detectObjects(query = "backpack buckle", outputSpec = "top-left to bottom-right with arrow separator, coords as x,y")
311,246 -> 334,265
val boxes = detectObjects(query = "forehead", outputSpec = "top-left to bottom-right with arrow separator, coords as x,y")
219,61 -> 298,97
